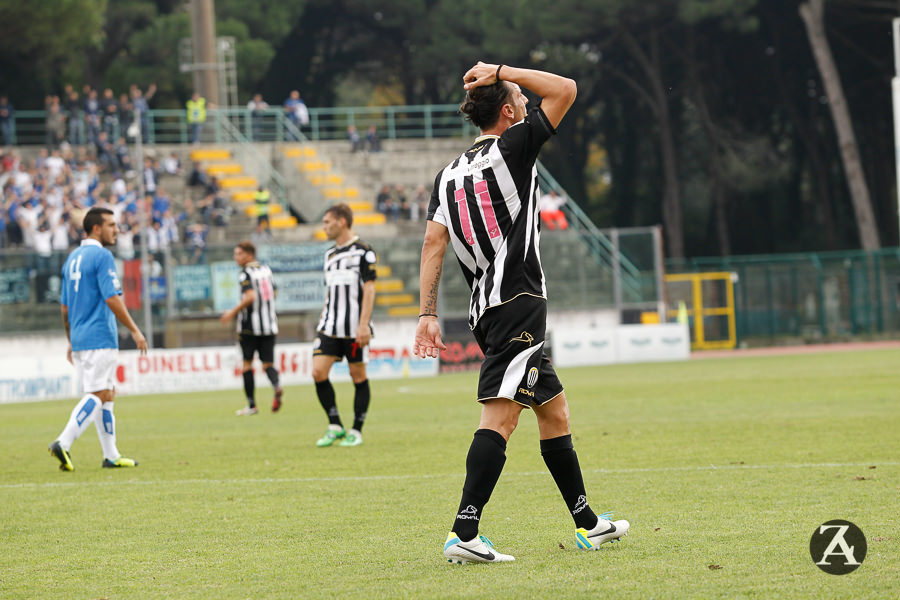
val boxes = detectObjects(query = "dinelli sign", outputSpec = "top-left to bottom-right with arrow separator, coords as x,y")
114,345 -> 317,395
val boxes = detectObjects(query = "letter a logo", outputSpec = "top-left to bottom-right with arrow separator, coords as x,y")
809,520 -> 867,575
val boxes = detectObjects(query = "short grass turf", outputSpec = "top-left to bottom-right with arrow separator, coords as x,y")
1,348 -> 898,599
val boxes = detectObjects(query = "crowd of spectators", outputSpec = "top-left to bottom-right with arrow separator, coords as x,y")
375,183 -> 428,222
0,143 -> 225,266
347,125 -> 381,153
39,83 -> 157,149
4,85 -> 320,148
0,83 -> 321,269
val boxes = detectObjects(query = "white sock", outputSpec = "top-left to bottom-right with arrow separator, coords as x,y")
57,394 -> 101,450
95,402 -> 120,461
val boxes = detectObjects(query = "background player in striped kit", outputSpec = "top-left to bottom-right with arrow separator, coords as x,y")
312,203 -> 377,447
49,206 -> 148,471
415,62 -> 630,563
220,241 -> 283,416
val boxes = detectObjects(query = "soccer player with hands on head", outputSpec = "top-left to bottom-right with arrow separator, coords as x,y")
416,61 -> 630,564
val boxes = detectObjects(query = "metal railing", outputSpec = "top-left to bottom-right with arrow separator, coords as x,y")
3,105 -> 474,146
536,161 -> 650,307
667,249 -> 900,340
211,112 -> 289,210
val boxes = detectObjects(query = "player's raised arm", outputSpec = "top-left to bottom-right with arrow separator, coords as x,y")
463,61 -> 577,129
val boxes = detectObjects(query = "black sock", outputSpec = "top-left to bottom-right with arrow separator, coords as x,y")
242,370 -> 255,408
453,429 -> 507,542
265,366 -> 280,388
352,379 -> 370,432
315,380 -> 342,427
540,434 -> 598,530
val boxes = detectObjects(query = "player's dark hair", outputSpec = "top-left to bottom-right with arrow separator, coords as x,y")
236,240 -> 256,256
325,203 -> 353,228
82,207 -> 114,235
460,81 -> 512,130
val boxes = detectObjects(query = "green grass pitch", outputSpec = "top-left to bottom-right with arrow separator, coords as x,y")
1,348 -> 898,598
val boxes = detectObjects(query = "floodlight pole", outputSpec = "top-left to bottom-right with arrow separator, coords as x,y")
892,18 -> 900,244
133,109 -> 154,349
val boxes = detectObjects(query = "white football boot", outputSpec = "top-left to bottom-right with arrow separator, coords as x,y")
443,532 -> 515,564
575,513 -> 630,550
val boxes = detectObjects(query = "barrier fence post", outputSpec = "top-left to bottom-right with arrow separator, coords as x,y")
765,264 -> 775,338
874,252 -> 884,332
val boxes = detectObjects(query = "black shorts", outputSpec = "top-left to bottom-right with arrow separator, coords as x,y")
313,333 -> 367,363
239,333 -> 276,363
472,294 -> 563,408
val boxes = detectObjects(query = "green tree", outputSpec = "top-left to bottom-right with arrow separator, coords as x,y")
0,0 -> 106,104
800,0 -> 880,250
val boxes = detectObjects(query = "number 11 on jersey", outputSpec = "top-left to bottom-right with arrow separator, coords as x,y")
454,182 -> 501,246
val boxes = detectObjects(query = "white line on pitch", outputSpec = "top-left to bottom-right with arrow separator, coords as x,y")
3,461 -> 896,490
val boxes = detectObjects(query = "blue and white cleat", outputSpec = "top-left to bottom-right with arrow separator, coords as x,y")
443,532 -> 515,564
575,513 -> 630,550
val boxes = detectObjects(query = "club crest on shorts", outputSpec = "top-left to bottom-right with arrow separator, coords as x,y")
527,367 -> 539,388
510,331 -> 534,346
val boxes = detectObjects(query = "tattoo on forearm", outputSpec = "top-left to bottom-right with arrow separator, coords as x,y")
425,264 -> 441,313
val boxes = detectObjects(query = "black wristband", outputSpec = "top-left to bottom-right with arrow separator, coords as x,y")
418,313 -> 438,319
495,64 -> 503,82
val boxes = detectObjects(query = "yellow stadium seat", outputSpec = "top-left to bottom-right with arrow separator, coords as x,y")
323,189 -> 343,199
376,293 -> 415,306
354,213 -> 386,226
301,160 -> 330,172
325,174 -> 343,186
206,163 -> 243,176
375,279 -> 404,293
270,215 -> 298,229
344,187 -> 360,199
386,306 -> 421,317
313,229 -> 328,240
349,202 -> 373,212
244,204 -> 283,217
282,147 -> 303,158
219,176 -> 258,189
231,190 -> 256,203
189,149 -> 231,161
375,265 -> 392,278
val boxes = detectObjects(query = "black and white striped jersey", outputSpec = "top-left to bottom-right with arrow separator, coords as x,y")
316,237 -> 377,338
237,261 -> 279,336
427,105 -> 556,329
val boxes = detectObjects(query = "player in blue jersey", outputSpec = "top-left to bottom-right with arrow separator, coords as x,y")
49,207 -> 148,471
